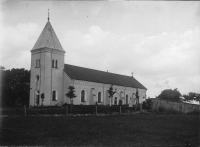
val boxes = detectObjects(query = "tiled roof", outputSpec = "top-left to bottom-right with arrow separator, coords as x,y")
64,64 -> 147,90
32,21 -> 64,51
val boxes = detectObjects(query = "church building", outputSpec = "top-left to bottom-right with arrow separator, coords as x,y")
29,17 -> 147,106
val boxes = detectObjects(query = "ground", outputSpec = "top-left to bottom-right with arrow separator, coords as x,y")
0,113 -> 199,146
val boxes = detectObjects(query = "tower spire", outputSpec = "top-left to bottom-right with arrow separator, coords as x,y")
48,9 -> 50,21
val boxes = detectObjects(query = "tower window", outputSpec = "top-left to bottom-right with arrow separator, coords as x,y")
52,60 -> 58,68
36,59 -> 40,68
52,90 -> 57,101
35,75 -> 39,82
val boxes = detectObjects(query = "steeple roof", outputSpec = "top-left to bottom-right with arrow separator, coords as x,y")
32,21 -> 64,51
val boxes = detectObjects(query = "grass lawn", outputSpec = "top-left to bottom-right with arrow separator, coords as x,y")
0,113 -> 199,146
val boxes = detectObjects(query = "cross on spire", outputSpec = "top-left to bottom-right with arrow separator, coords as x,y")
48,9 -> 50,21
131,72 -> 134,77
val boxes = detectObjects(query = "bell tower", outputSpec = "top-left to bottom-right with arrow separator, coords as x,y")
29,13 -> 65,106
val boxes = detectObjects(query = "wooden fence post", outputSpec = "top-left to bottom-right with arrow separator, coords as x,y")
66,105 -> 68,116
95,102 -> 97,117
24,105 -> 26,116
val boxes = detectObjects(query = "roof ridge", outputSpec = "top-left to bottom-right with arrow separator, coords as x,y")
64,64 -> 133,78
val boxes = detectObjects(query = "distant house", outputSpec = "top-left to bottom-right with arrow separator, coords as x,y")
29,17 -> 147,106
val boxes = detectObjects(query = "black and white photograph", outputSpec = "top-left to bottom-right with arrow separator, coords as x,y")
0,1 -> 199,146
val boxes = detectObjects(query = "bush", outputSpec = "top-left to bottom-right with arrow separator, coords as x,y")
186,110 -> 200,115
158,106 -> 165,112
154,106 -> 180,114
142,101 -> 147,109
145,99 -> 153,110
132,105 -> 141,111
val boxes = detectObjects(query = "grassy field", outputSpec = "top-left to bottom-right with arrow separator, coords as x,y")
0,113 -> 199,146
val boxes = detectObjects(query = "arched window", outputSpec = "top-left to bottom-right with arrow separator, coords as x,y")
114,97 -> 117,105
35,90 -> 40,105
126,94 -> 128,104
98,92 -> 101,103
52,60 -> 54,68
52,90 -> 57,101
35,75 -> 39,82
36,59 -> 40,68
81,90 -> 85,102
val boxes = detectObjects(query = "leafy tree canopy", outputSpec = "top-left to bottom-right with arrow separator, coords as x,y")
182,92 -> 200,104
66,86 -> 77,99
1,67 -> 30,106
0,66 -> 5,70
107,85 -> 116,98
158,88 -> 181,102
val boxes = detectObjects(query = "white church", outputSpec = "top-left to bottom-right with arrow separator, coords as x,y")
29,17 -> 147,106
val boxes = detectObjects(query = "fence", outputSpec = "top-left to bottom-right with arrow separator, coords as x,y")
1,105 -> 141,116
152,99 -> 200,113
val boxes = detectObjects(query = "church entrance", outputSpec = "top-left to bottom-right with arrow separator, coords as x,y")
35,90 -> 40,106
36,95 -> 40,105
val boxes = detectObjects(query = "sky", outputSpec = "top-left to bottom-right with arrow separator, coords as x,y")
0,1 -> 200,98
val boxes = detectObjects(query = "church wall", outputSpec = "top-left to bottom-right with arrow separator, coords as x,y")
138,89 -> 146,103
41,51 -> 52,106
29,48 -> 65,106
72,82 -> 113,105
50,51 -> 65,106
63,74 -> 73,104
30,49 -> 52,106
29,52 -> 41,106
73,83 -> 95,105
63,78 -> 147,106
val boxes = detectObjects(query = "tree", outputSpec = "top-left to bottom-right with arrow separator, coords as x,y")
65,86 -> 77,113
107,85 -> 116,106
135,89 -> 140,111
135,89 -> 139,104
1,67 -> 30,106
182,92 -> 200,104
0,66 -> 5,70
66,86 -> 77,103
158,88 -> 181,102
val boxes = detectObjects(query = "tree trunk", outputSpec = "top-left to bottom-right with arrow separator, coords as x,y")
70,104 -> 72,113
95,102 -> 97,116
66,105 -> 68,116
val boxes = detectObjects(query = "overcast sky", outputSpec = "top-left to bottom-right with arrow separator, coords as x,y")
1,1 -> 200,98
